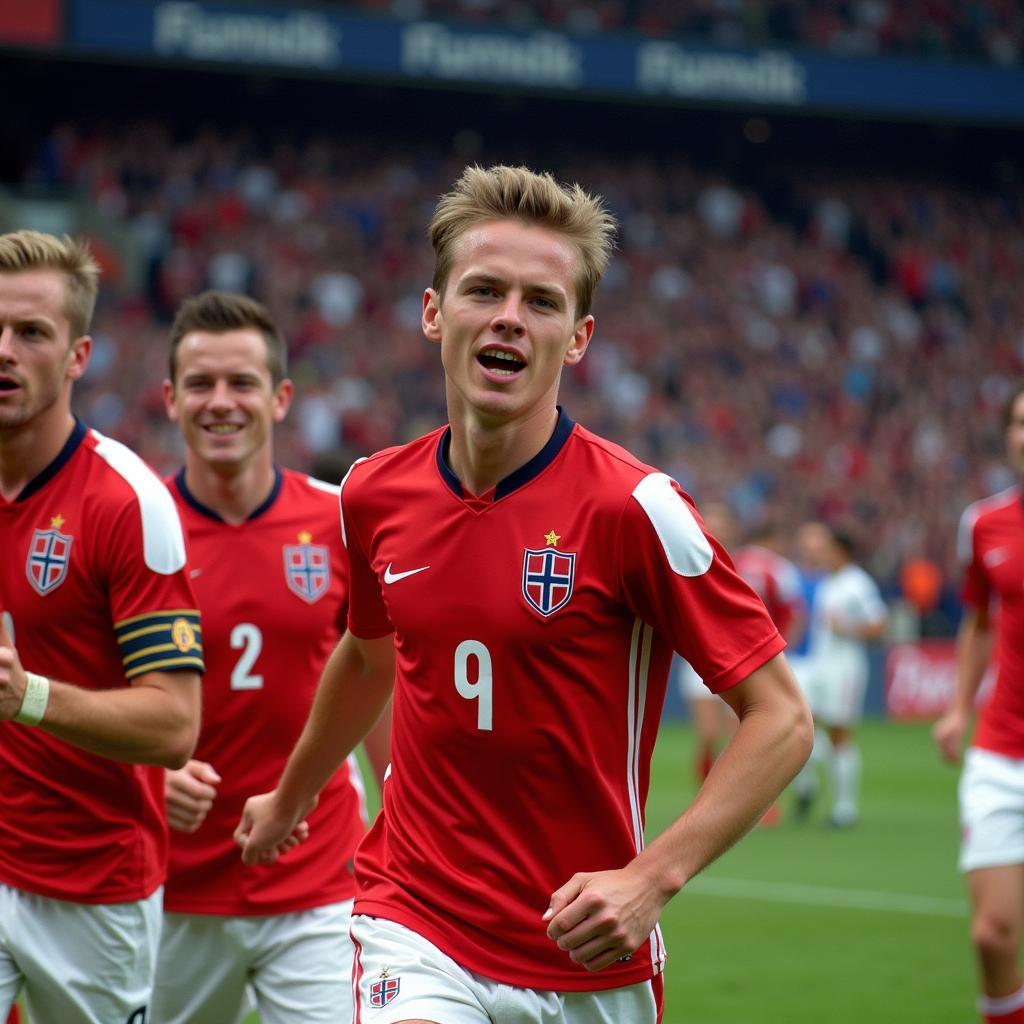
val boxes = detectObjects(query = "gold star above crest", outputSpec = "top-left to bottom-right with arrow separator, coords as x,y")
298,530 -> 312,544
51,514 -> 65,529
545,530 -> 560,547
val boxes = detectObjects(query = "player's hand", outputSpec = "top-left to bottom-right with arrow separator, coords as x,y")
234,790 -> 315,867
0,615 -> 28,722
165,760 -> 222,832
543,864 -> 668,972
933,709 -> 967,764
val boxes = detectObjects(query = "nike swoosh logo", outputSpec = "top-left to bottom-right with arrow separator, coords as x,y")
383,563 -> 430,584
189,568 -> 203,579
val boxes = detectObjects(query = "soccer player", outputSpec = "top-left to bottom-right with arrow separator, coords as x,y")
801,525 -> 887,828
0,230 -> 203,1023
934,381 -> 1024,1024
236,165 -> 812,1022
152,291 -> 390,1024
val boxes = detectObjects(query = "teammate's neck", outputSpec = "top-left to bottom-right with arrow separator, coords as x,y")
446,403 -> 559,498
0,408 -> 75,501
183,452 -> 277,525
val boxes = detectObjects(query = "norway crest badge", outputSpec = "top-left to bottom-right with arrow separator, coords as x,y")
26,524 -> 73,596
369,974 -> 400,1008
522,547 -> 576,617
283,541 -> 330,604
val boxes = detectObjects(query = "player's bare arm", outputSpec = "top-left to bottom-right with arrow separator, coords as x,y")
165,760 -> 223,833
545,653 -> 812,972
934,605 -> 992,763
235,630 -> 395,865
1,620 -> 199,768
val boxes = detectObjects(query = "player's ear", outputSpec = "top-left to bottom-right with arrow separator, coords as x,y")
272,378 -> 294,422
163,378 -> 179,422
422,288 -> 443,345
563,315 -> 594,367
66,334 -> 92,382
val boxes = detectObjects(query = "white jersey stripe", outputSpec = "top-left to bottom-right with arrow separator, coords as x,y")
631,623 -> 654,849
626,619 -> 644,855
337,456 -> 368,548
625,618 -> 667,971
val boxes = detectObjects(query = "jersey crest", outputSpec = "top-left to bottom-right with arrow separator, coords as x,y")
522,547 -> 576,617
370,975 -> 401,1007
26,525 -> 73,596
283,541 -> 331,604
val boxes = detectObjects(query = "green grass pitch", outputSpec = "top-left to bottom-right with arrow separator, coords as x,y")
650,720 -> 971,1023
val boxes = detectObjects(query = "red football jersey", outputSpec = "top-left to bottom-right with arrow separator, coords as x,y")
163,467 -> 368,915
959,487 -> 1024,757
342,411 -> 784,991
732,544 -> 804,639
0,421 -> 203,904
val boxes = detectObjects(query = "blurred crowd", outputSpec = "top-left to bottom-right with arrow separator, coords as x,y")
350,0 -> 1023,66
17,122 -> 1024,614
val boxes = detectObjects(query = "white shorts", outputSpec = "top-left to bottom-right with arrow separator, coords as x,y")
673,657 -> 716,701
0,883 -> 161,1024
959,747 -> 1024,873
798,656 -> 868,727
152,899 -> 354,1024
349,915 -> 659,1024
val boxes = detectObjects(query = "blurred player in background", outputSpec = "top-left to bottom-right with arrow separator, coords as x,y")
677,508 -> 805,829
235,164 -> 812,1023
935,382 -> 1024,1024
790,519 -> 837,818
799,525 -> 887,828
0,230 -> 203,1023
153,291 -> 390,1024
675,501 -> 742,786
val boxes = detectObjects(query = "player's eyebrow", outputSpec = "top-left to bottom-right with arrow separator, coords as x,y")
460,273 -> 567,304
12,317 -> 56,336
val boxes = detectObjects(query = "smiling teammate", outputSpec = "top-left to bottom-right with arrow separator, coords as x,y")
235,165 -> 812,1023
152,291 -> 389,1024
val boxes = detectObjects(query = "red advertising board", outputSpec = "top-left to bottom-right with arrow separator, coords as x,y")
0,0 -> 62,47
885,640 -> 958,720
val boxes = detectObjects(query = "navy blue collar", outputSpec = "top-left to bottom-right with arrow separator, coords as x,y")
16,417 -> 88,503
174,466 -> 283,523
436,408 -> 575,502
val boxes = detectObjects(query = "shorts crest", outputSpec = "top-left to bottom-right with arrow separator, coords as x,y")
26,526 -> 73,596
522,547 -> 576,617
369,975 -> 401,1007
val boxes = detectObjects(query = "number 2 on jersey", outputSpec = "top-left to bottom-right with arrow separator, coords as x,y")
230,623 -> 264,690
454,639 -> 492,731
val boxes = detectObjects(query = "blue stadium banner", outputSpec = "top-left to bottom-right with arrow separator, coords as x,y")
67,0 -> 1024,123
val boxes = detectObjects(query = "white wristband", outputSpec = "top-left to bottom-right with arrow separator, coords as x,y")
15,672 -> 50,726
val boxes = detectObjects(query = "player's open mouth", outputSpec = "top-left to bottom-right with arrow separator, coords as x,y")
0,378 -> 19,393
204,423 -> 243,434
477,348 -> 526,377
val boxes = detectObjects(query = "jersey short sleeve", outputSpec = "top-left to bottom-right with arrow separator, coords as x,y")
341,466 -> 394,640
91,434 -> 203,677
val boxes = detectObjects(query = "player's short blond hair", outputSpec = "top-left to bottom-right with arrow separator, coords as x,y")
0,230 -> 100,340
429,165 -> 617,319
168,290 -> 287,384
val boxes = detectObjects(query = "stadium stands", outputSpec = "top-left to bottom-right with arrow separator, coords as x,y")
15,117 -> 1020,604
346,0 -> 1022,65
